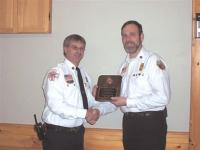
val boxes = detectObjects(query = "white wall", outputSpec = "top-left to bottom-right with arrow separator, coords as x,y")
0,0 -> 191,131
0,39 -> 2,121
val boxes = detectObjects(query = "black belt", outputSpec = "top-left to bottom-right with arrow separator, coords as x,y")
45,123 -> 83,133
124,109 -> 167,118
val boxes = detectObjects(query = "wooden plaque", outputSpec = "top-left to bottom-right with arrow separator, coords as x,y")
95,75 -> 122,101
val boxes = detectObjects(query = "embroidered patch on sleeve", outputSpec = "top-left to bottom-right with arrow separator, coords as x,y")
48,69 -> 59,81
156,60 -> 165,70
121,64 -> 129,75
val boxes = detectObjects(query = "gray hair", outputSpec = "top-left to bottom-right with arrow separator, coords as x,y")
63,34 -> 86,48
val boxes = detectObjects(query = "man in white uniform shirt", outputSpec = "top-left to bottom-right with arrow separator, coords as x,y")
42,34 -> 116,150
111,20 -> 171,150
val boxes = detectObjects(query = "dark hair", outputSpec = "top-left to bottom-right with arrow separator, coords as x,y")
121,20 -> 143,35
63,34 -> 86,48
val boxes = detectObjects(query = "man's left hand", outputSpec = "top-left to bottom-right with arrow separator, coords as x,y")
92,85 -> 98,97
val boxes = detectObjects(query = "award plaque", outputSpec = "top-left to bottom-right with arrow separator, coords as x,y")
95,75 -> 122,101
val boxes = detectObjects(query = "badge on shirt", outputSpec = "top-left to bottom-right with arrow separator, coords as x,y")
139,63 -> 144,71
132,63 -> 145,77
48,69 -> 59,81
64,74 -> 74,84
157,60 -> 165,70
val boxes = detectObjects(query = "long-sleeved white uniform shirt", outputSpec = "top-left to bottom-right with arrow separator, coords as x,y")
119,47 -> 171,113
42,59 -> 116,127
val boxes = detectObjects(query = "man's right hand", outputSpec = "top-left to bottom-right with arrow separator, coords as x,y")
86,108 -> 100,125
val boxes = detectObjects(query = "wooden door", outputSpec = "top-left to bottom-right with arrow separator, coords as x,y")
0,0 -> 17,33
190,0 -> 200,149
17,0 -> 51,33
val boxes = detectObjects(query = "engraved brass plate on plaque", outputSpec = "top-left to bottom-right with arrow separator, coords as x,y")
95,75 -> 122,101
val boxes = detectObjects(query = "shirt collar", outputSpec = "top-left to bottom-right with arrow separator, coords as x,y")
126,47 -> 145,63
64,58 -> 76,70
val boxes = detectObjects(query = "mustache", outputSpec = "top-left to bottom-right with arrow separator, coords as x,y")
125,41 -> 135,45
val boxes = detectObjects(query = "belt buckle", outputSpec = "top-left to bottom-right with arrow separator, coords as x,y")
67,126 -> 81,133
144,112 -> 151,117
70,127 -> 78,133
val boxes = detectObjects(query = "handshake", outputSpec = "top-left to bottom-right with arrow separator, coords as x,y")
85,108 -> 100,125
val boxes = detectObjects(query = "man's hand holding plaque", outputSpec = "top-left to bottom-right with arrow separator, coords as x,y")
95,75 -> 122,101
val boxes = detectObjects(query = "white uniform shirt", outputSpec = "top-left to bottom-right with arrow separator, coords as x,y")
119,47 -> 171,113
42,59 -> 116,127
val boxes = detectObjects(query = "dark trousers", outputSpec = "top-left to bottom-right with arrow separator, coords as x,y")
122,111 -> 167,150
43,124 -> 85,150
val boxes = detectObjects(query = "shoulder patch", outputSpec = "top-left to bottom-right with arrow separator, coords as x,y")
156,60 -> 165,70
48,69 -> 59,81
121,65 -> 128,75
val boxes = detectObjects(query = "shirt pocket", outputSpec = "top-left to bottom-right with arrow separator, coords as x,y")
131,73 -> 151,91
63,82 -> 80,106
64,80 -> 77,95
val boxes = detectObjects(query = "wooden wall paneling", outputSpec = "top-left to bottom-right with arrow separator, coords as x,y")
190,0 -> 200,149
0,0 -> 17,33
17,0 -> 51,33
0,124 -> 189,150
84,128 -> 123,150
0,0 -> 51,33
0,124 -> 42,150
